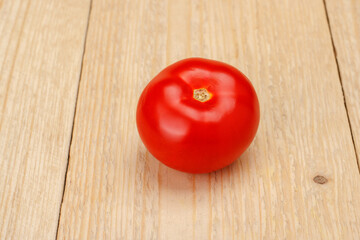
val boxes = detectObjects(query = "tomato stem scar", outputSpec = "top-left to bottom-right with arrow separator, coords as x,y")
193,88 -> 211,102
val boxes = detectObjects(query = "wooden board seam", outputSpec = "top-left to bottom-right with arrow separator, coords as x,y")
55,0 -> 94,238
323,0 -> 360,173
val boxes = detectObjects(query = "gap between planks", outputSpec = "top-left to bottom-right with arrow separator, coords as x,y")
55,0 -> 94,238
322,0 -> 360,173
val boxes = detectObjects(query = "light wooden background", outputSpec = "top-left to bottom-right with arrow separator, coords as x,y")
0,0 -> 359,239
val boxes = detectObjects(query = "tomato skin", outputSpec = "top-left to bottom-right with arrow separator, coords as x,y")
136,58 -> 260,173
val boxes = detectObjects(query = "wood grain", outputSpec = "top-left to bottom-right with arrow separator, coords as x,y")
58,0 -> 360,239
325,0 -> 360,166
0,0 -> 90,238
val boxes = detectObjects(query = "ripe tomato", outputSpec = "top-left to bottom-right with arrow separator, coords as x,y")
136,58 -> 260,173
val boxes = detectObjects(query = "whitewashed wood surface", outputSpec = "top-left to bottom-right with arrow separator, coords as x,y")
0,0 -> 359,239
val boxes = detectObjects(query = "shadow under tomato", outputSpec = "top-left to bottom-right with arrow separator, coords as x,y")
137,143 -> 254,193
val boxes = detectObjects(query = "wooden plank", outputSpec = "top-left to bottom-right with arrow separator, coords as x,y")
58,0 -> 360,239
325,0 -> 360,165
0,0 -> 90,239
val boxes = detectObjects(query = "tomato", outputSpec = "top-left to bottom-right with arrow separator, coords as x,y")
136,58 -> 260,173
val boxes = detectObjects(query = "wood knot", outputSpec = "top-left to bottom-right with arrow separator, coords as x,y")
313,175 -> 328,184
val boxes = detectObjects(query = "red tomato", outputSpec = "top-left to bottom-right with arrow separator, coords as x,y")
136,58 -> 260,173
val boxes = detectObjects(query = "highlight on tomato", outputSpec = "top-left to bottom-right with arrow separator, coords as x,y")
136,58 -> 260,173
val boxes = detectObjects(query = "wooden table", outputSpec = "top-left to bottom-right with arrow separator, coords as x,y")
1,0 -> 359,239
